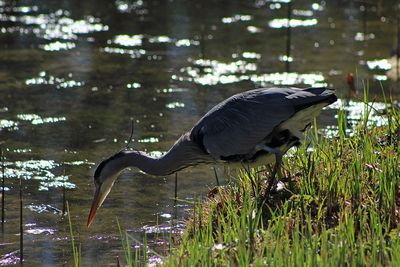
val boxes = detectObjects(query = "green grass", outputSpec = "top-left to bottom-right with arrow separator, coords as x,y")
67,202 -> 81,267
165,99 -> 400,266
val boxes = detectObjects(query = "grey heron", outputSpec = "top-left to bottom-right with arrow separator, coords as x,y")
87,87 -> 337,227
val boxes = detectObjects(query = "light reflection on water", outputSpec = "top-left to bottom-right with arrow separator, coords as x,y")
25,72 -> 84,89
25,227 -> 56,235
250,72 -> 326,87
175,58 -> 326,86
27,204 -> 62,215
221,14 -> 252,24
40,41 -> 76,51
268,18 -> 318,28
321,100 -> 389,138
109,34 -> 200,48
101,46 -> 146,58
367,59 -> 392,71
166,102 -> 185,109
17,114 -> 67,125
115,0 -> 147,14
0,0 -> 398,265
0,251 -> 20,266
0,119 -> 19,131
0,113 -> 67,130
112,34 -> 143,46
0,10 -> 108,41
5,159 -> 75,191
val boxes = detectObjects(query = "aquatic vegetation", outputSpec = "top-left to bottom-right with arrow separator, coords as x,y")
67,202 -> 81,267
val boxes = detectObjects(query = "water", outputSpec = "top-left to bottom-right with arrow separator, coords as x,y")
0,0 -> 399,265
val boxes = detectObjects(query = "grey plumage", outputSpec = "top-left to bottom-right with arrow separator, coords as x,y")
190,87 -> 336,161
87,86 -> 337,227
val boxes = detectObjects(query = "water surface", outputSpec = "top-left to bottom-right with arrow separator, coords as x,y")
0,0 -> 399,265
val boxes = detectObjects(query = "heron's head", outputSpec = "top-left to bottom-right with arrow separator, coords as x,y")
87,151 -> 126,227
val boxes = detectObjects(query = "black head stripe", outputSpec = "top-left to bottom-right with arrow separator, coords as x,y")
94,151 -> 126,179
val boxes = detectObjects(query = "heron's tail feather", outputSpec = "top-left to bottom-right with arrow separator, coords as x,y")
288,87 -> 337,112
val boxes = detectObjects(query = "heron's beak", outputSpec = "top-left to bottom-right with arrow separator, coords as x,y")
87,184 -> 111,227
87,186 -> 101,227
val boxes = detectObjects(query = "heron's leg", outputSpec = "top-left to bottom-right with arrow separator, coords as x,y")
267,151 -> 282,193
256,145 -> 282,194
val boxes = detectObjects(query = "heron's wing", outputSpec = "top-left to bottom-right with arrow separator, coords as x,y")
190,88 -> 295,159
190,87 -> 336,159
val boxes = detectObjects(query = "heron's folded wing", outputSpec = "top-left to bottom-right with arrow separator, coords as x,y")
190,91 -> 296,159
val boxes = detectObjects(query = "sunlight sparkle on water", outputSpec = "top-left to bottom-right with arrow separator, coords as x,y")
108,34 -> 199,49
17,114 -> 66,125
64,160 -> 95,166
113,34 -> 143,46
138,137 -> 159,143
354,32 -> 375,41
268,18 -> 318,28
174,58 -> 257,85
166,102 -> 185,109
175,38 -> 200,47
0,5 -> 39,13
279,55 -> 293,62
241,52 -> 261,59
366,59 -> 392,70
373,75 -> 388,81
265,0 -> 291,3
0,9 -> 108,42
247,25 -> 263,33
222,14 -> 252,24
115,0 -> 147,14
0,251 -> 19,266
102,47 -> 146,58
312,3 -> 321,10
157,88 -> 189,94
250,72 -> 326,87
292,9 -> 314,17
25,227 -> 56,235
13,148 -> 32,153
127,82 -> 141,89
25,71 -> 84,89
149,35 -> 171,43
321,99 -> 389,137
27,204 -> 62,214
40,41 -> 76,51
0,119 -> 19,131
5,160 -> 76,191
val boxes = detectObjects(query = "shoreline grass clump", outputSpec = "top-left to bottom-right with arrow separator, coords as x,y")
165,100 -> 400,266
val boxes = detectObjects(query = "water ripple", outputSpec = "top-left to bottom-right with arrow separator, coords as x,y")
25,71 -> 84,89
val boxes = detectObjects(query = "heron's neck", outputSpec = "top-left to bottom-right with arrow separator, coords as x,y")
118,134 -> 212,176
